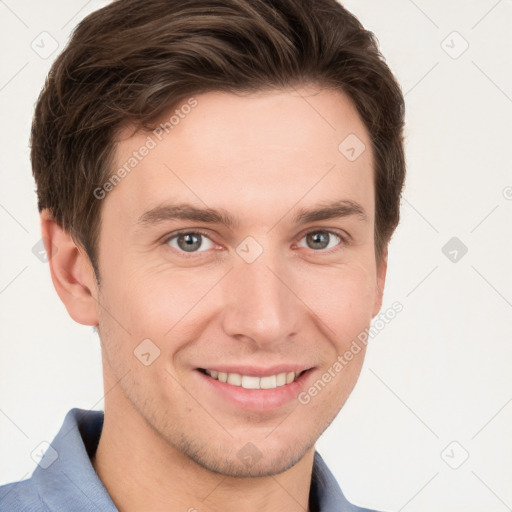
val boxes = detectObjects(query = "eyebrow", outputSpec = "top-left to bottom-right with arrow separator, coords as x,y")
137,199 -> 368,229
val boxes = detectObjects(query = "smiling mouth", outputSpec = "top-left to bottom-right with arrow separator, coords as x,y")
198,368 -> 307,390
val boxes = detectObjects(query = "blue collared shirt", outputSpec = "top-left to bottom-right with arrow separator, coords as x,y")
0,409 -> 381,511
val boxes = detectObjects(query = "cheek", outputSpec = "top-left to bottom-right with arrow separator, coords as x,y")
103,260 -> 226,341
295,261 -> 377,342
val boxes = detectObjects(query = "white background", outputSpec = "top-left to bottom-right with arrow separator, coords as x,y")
0,1 -> 511,511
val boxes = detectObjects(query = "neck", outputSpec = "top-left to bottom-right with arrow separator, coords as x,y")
92,391 -> 315,512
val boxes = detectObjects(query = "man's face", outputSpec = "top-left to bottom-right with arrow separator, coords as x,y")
95,86 -> 386,477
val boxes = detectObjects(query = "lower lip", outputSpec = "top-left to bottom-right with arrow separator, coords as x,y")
196,369 -> 313,412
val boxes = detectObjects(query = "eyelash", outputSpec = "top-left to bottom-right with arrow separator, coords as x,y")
161,228 -> 349,257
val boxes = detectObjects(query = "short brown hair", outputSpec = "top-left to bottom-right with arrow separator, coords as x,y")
31,0 -> 405,279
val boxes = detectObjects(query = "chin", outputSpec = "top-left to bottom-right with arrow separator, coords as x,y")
195,444 -> 311,478
167,429 -> 316,478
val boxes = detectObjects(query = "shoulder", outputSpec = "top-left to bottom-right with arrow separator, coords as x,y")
312,451 -> 387,512
0,478 -> 48,511
1,408 -> 115,512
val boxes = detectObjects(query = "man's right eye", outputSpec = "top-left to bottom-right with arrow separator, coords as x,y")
163,230 -> 215,253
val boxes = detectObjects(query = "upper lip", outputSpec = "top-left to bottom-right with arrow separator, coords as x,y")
198,364 -> 313,377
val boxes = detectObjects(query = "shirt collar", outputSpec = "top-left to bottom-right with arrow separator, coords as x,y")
32,408 -> 364,512
32,408 -> 117,511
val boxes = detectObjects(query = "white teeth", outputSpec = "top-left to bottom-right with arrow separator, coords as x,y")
241,375 -> 260,389
227,373 -> 242,386
276,372 -> 287,386
260,375 -> 277,389
204,369 -> 302,389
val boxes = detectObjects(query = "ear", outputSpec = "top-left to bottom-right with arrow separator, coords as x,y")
372,246 -> 388,318
40,209 -> 99,326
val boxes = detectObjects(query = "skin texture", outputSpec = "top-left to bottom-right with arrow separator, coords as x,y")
42,86 -> 387,512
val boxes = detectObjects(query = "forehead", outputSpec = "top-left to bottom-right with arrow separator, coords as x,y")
107,87 -> 374,226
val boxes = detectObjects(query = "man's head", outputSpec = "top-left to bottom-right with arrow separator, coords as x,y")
33,0 -> 405,478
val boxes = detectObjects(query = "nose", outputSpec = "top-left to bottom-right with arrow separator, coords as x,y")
220,248 -> 303,347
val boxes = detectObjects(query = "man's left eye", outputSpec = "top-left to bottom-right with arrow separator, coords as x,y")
297,231 -> 343,251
